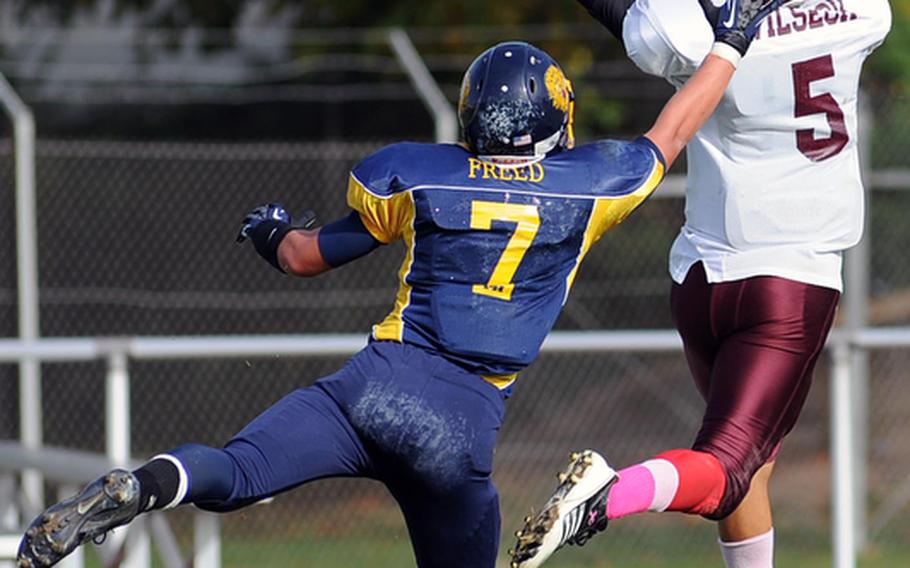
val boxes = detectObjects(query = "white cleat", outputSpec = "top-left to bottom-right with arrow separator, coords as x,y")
509,450 -> 618,568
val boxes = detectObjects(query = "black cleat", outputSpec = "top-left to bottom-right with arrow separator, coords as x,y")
509,450 -> 618,568
17,469 -> 141,567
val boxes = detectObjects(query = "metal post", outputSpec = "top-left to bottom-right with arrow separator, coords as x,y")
122,516 -> 150,568
831,340 -> 856,568
57,484 -> 84,568
845,90 -> 873,550
104,352 -> 149,568
0,72 -> 43,515
0,474 -> 19,566
388,28 -> 459,143
149,513 -> 186,568
194,512 -> 221,568
105,353 -> 131,466
0,475 -> 14,528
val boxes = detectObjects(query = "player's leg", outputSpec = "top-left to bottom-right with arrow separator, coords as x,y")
673,262 -> 777,566
581,261 -> 728,523
18,365 -> 374,567
353,342 -> 506,568
718,462 -> 775,568
510,264 -> 719,567
388,471 -> 502,568
511,267 -> 838,567
149,379 -> 374,512
690,273 -> 838,519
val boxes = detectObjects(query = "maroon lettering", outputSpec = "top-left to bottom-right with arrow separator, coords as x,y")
817,3 -> 840,25
808,7 -> 824,28
755,2 -> 858,42
792,55 -> 849,162
790,6 -> 808,32
777,9 -> 792,36
835,0 -> 856,22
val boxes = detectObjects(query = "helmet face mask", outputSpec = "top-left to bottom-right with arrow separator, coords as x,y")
458,42 -> 575,160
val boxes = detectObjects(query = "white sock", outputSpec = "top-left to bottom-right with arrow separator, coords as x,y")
719,528 -> 774,568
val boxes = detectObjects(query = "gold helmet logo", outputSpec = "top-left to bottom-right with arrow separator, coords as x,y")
545,65 -> 571,113
458,72 -> 472,119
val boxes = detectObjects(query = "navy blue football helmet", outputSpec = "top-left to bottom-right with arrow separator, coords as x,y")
459,42 -> 575,158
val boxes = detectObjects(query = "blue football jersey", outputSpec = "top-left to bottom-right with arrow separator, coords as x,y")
347,139 -> 665,387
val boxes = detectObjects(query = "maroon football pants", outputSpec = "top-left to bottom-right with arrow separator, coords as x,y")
670,262 -> 839,519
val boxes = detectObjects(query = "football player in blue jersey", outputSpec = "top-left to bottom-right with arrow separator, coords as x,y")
17,2 -> 780,565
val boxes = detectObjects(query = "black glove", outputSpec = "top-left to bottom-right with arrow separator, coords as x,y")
710,0 -> 793,57
236,203 -> 316,273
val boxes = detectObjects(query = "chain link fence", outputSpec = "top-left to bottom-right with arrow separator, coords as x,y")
0,139 -> 17,441
0,34 -> 908,567
862,91 -> 910,566
0,133 -> 906,567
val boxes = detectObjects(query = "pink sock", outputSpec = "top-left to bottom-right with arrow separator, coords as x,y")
606,459 -> 679,519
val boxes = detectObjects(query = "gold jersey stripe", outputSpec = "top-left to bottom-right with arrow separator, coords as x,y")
565,197 -> 615,294
481,372 -> 518,390
347,175 -> 412,244
594,155 -> 665,234
371,191 -> 417,342
565,155 -> 665,294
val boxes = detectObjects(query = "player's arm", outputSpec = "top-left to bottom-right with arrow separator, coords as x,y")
575,0 -> 634,42
280,211 -> 381,276
237,205 -> 380,277
643,54 -> 734,168
274,225 -> 329,276
642,0 -> 789,167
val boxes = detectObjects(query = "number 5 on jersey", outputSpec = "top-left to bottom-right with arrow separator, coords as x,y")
792,54 -> 848,162
470,201 -> 541,301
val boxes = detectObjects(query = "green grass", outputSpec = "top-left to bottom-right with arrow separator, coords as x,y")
76,533 -> 910,568
74,500 -> 910,568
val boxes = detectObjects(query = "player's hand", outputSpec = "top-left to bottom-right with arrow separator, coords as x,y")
237,203 -> 289,243
236,202 -> 317,272
711,0 -> 794,56
236,203 -> 317,242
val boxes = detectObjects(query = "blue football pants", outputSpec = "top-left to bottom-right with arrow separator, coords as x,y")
168,341 -> 506,568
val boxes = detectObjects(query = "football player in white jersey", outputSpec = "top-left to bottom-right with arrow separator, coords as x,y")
510,1 -> 892,567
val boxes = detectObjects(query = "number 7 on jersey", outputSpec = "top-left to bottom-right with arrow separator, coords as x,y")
470,201 -> 541,301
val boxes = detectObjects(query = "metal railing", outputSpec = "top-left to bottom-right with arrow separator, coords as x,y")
0,328 -> 907,567
0,68 -> 42,519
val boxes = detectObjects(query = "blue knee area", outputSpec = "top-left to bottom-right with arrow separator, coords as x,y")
398,481 -> 501,568
168,443 -> 236,505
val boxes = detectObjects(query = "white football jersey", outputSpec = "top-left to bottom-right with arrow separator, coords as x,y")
624,0 -> 892,290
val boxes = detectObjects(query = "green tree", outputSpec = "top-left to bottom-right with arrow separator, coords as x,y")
868,0 -> 910,91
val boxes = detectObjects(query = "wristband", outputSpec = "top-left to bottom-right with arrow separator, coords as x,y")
710,42 -> 743,69
249,219 -> 293,273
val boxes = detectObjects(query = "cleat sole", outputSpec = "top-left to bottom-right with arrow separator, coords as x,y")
17,469 -> 140,568
509,450 -> 606,567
